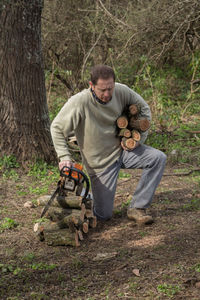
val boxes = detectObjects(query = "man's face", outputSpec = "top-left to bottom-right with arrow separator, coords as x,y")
89,77 -> 115,103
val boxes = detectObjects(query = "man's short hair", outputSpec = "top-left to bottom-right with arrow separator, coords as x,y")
90,65 -> 115,85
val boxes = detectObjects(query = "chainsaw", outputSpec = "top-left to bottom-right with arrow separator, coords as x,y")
40,164 -> 90,218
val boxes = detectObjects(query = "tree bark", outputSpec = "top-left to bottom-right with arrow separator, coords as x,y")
0,0 -> 56,164
45,207 -> 85,222
43,229 -> 80,247
37,194 -> 82,209
129,118 -> 150,131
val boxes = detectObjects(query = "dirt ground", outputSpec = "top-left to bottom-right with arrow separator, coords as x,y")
0,164 -> 200,300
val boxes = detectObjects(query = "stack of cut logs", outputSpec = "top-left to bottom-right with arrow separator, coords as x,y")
117,104 -> 150,150
34,193 -> 96,247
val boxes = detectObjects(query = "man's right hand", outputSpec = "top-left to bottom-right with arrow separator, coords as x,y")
59,160 -> 73,170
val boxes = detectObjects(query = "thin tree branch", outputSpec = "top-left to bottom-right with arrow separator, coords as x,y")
81,30 -> 104,80
98,0 -> 132,29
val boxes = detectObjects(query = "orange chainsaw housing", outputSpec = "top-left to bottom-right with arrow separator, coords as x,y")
62,163 -> 83,180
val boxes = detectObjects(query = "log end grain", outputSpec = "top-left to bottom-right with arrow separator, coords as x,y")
132,130 -> 141,141
116,116 -> 128,129
118,128 -> 131,138
129,104 -> 139,116
122,137 -> 136,150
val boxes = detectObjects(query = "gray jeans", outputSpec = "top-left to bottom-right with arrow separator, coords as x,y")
89,144 -> 167,220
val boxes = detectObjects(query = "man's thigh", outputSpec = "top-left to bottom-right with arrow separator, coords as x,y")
121,144 -> 165,169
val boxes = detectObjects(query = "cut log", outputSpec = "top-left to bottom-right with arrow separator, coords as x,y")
129,104 -> 139,116
88,216 -> 97,228
56,195 -> 82,209
77,229 -> 84,241
37,194 -> 82,209
43,228 -> 80,247
37,195 -> 58,207
116,116 -> 128,129
75,230 -> 81,246
118,128 -> 131,138
34,218 -> 74,233
45,207 -> 84,222
121,137 -> 136,150
131,130 -> 141,141
71,212 -> 85,226
80,203 -> 86,216
58,215 -> 80,231
33,222 -> 45,241
82,221 -> 89,234
129,118 -> 150,131
85,209 -> 94,218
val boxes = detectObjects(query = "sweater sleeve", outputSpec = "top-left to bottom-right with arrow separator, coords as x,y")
50,97 -> 83,161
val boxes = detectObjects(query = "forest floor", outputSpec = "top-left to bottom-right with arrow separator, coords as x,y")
0,163 -> 200,300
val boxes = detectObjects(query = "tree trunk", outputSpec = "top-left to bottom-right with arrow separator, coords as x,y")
0,0 -> 56,164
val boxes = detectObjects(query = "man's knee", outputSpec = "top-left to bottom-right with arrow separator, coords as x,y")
158,151 -> 167,164
149,149 -> 166,169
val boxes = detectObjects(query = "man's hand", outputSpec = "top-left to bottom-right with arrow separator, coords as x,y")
121,141 -> 140,151
59,160 -> 73,170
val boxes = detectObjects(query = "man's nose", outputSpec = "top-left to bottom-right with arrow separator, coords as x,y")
104,90 -> 110,97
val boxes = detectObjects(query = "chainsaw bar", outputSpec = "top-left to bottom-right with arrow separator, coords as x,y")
40,184 -> 61,218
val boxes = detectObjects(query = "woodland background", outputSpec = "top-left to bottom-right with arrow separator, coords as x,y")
43,0 -> 200,166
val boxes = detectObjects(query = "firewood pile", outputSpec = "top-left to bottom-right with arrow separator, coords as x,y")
33,193 -> 97,247
116,104 -> 150,150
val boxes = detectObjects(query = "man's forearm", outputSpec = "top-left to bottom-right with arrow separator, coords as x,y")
50,123 -> 72,161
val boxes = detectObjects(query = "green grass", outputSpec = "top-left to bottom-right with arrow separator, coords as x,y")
0,217 -> 18,232
157,283 -> 180,298
118,170 -> 131,179
30,262 -> 57,271
182,198 -> 200,211
0,155 -> 19,170
195,264 -> 200,273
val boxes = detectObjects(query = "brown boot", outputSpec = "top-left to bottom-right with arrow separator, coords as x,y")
127,208 -> 154,225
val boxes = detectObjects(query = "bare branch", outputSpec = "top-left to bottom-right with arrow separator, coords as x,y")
81,29 -> 104,80
98,0 -> 132,29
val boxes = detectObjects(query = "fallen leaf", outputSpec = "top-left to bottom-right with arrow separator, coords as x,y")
132,268 -> 140,276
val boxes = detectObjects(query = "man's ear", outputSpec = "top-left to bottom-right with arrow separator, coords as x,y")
89,81 -> 94,89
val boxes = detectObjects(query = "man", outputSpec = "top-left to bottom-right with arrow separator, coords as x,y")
51,65 -> 166,224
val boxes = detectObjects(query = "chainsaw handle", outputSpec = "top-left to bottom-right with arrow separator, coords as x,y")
60,166 -> 90,199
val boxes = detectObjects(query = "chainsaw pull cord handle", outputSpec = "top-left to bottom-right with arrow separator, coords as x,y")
60,166 -> 90,199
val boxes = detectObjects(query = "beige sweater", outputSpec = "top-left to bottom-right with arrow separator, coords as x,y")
50,83 -> 151,175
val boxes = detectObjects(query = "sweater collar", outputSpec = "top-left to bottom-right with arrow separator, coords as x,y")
90,88 -> 111,105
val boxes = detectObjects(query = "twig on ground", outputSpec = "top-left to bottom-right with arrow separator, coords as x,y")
163,168 -> 200,176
